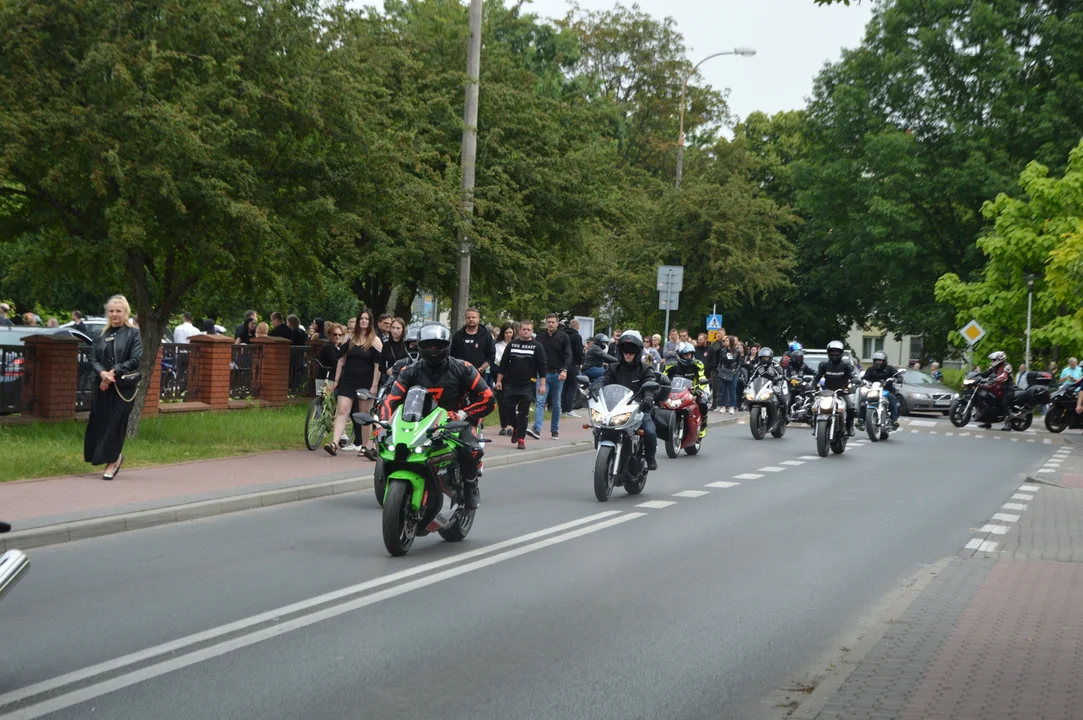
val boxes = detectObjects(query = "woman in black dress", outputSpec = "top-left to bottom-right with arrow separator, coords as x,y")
326,309 -> 383,458
84,295 -> 143,480
381,317 -> 408,378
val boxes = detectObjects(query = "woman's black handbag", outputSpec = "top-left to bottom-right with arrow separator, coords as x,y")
115,371 -> 142,403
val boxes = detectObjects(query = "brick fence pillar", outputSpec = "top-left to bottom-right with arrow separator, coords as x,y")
251,336 -> 290,407
22,334 -> 80,420
188,334 -> 234,410
141,346 -> 163,418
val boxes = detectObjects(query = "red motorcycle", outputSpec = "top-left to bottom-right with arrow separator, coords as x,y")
657,376 -> 706,458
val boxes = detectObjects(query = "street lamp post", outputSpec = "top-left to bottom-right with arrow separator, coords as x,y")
676,47 -> 756,190
1024,274 -> 1037,372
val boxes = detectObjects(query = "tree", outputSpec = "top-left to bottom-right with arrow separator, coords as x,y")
936,138 -> 1083,364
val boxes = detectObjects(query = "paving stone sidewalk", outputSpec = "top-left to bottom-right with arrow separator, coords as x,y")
802,437 -> 1083,720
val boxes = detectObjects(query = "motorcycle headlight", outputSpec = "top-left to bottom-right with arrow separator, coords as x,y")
756,386 -> 773,401
744,389 -> 755,400
862,387 -> 876,397
610,412 -> 632,426
665,398 -> 682,409
953,392 -> 960,399
963,379 -> 977,386
590,409 -> 606,424
819,396 -> 835,411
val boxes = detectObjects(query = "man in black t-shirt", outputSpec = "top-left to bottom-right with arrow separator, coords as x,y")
234,310 -> 258,344
268,312 -> 293,341
450,308 -> 496,381
496,320 -> 547,449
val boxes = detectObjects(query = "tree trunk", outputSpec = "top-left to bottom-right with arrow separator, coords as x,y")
126,322 -> 166,438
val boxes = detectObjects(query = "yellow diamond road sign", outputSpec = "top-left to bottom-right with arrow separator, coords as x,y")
960,319 -> 985,345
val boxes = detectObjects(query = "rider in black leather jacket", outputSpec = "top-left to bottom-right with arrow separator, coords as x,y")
858,351 -> 900,429
813,340 -> 858,436
600,330 -> 666,470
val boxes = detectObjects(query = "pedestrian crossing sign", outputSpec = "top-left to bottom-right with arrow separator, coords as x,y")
706,314 -> 723,331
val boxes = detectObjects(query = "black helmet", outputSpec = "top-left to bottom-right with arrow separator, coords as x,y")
593,333 -> 609,348
616,330 -> 644,362
758,346 -> 774,365
417,324 -> 452,368
676,341 -> 695,366
405,325 -> 422,361
827,340 -> 845,364
871,350 -> 886,367
792,350 -> 803,365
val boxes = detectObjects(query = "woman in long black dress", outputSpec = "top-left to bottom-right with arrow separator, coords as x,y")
381,317 -> 408,377
84,295 -> 143,480
326,309 -> 383,458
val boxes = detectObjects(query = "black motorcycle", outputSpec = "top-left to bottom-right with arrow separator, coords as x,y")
787,375 -> 816,425
949,370 -> 1053,430
1044,381 -> 1083,433
0,522 -> 30,606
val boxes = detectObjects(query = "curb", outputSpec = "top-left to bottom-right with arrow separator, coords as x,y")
1,442 -> 595,552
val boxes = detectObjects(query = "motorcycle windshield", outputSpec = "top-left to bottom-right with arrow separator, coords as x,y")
669,376 -> 692,393
751,376 -> 771,392
601,384 -> 633,411
401,386 -> 432,423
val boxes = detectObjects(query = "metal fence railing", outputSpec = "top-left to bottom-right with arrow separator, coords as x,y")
0,345 -> 27,414
161,344 -> 198,401
76,346 -> 97,413
288,345 -> 314,397
230,344 -> 261,399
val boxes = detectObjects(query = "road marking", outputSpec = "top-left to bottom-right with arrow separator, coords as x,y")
636,500 -> 676,509
705,481 -> 739,488
1027,439 -> 1035,443
672,490 -> 709,498
974,434 -> 983,439
798,455 -> 821,460
910,429 -> 919,434
992,513 -> 1020,522
734,473 -> 764,480
1019,484 -> 1040,492
930,431 -> 938,435
1011,438 -> 1018,442
1002,503 -> 1028,511
1036,469 -> 1055,473
959,432 -> 971,437
757,466 -> 786,473
1011,493 -> 1034,501
993,435 -> 1001,440
946,431 -> 954,436
965,538 -> 1000,552
779,460 -> 805,466
980,525 -> 1011,534
0,512 -> 646,719
1044,439 -> 1052,444
907,419 -> 937,427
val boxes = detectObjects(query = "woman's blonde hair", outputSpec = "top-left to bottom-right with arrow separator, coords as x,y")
349,309 -> 377,351
255,322 -> 269,337
104,294 -> 131,323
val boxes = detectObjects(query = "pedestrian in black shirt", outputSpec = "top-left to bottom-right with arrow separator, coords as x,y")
450,307 -> 496,380
496,320 -> 547,449
234,310 -> 258,344
531,313 -> 572,438
561,319 -> 585,418
268,312 -> 293,341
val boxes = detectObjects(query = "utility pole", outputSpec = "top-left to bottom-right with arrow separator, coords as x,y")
453,0 -> 484,329
1024,274 -> 1037,372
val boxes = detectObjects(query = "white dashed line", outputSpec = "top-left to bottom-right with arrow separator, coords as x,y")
907,419 -> 937,427
974,434 -> 983,439
910,429 -> 919,434
1036,469 -> 1056,473
980,525 -> 1011,534
705,481 -> 739,489
757,466 -> 786,473
1011,438 -> 1018,442
1002,503 -> 1028,511
1011,493 -> 1034,501
959,432 -> 971,437
733,473 -> 764,480
1019,484 -> 1040,492
1043,439 -> 1052,444
930,431 -> 938,435
672,490 -> 709,498
1027,439 -> 1035,443
946,431 -> 954,436
798,455 -> 822,460
965,539 -> 1000,552
992,513 -> 1020,522
636,500 -> 676,509
779,460 -> 805,466
993,435 -> 1001,440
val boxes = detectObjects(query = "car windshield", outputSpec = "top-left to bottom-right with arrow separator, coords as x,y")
601,384 -> 632,410
669,376 -> 692,392
902,371 -> 937,385
401,386 -> 432,422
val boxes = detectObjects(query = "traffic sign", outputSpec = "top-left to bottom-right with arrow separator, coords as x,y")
960,319 -> 985,345
658,291 -> 679,311
706,314 -> 723,331
656,265 -> 684,292
707,330 -> 720,343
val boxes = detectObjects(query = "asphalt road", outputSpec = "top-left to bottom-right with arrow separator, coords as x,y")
0,416 -> 1059,720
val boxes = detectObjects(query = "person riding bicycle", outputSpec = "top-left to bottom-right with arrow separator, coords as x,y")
978,350 -> 1013,431
380,324 -> 494,509
858,351 -> 900,430
664,341 -> 709,439
600,330 -> 666,470
813,340 -> 859,436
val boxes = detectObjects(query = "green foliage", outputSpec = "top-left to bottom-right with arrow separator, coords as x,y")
936,139 -> 1083,362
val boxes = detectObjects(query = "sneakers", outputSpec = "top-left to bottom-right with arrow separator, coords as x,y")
526,428 -> 541,440
510,433 -> 518,444
498,427 -> 509,436
342,443 -> 360,452
855,420 -> 865,431
565,411 -> 582,418
891,421 -> 900,430
727,407 -> 735,414
647,457 -> 658,471
551,431 -> 560,440
846,425 -> 855,437
517,440 -> 525,450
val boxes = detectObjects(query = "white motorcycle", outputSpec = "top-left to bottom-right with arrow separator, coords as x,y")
858,373 -> 901,442
580,377 -> 661,502
0,522 -> 29,605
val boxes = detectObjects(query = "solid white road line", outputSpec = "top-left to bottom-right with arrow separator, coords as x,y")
1002,503 -> 1028,511
636,500 -> 676,509
1,512 -> 647,720
672,490 -> 709,498
779,460 -> 805,466
757,466 -> 786,473
704,481 -> 739,489
1019,484 -> 1040,492
979,525 -> 1011,534
734,473 -> 764,480
0,510 -> 624,710
992,513 -> 1020,522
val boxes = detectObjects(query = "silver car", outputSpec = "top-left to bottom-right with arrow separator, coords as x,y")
895,370 -> 958,415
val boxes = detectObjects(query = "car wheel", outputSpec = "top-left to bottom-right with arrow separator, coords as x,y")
897,395 -> 910,417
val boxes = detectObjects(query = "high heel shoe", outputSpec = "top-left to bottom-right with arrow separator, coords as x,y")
103,454 -> 124,480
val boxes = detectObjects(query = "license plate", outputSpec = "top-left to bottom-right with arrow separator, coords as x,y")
934,399 -> 951,406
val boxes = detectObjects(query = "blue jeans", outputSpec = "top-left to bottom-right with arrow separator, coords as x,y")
534,372 -> 563,434
718,376 -> 737,407
887,392 -> 898,421
641,412 -> 657,460
584,366 -> 604,381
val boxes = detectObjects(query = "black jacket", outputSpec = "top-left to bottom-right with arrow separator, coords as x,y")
693,344 -> 715,374
815,359 -> 858,391
91,325 -> 143,376
750,360 -> 785,382
536,328 -> 572,375
381,357 -> 495,422
450,326 -> 496,372
863,363 -> 900,389
566,328 -> 584,367
269,323 -> 293,341
715,348 -> 742,381
583,344 -> 618,371
602,359 -> 664,397
497,339 -> 547,387
785,360 -> 816,380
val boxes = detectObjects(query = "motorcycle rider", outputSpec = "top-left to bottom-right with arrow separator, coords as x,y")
749,347 -> 791,421
858,351 -> 900,430
978,350 -> 1013,431
783,348 -> 815,420
813,340 -> 859,436
664,341 -> 709,439
600,330 -> 665,470
582,332 -> 618,381
380,324 -> 494,509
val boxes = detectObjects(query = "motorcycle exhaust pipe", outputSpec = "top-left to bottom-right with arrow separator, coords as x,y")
0,550 -> 30,604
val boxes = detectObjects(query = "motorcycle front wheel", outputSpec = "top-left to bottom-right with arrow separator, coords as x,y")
382,481 -> 417,557
594,445 -> 616,502
866,407 -> 880,442
665,414 -> 682,459
1045,407 -> 1069,434
750,406 -> 767,440
949,399 -> 972,427
815,421 -> 830,458
373,457 -> 387,507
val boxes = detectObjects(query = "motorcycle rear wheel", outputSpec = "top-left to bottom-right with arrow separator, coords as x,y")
1045,407 -> 1069,434
594,445 -> 616,502
815,421 -> 829,458
382,481 -> 416,557
949,399 -> 971,427
439,507 -> 475,542
866,408 -> 880,443
1010,413 -> 1033,432
750,407 -> 767,440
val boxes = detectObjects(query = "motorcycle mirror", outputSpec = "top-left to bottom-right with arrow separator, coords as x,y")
641,381 -> 660,396
0,521 -> 10,534
352,412 -> 375,425
356,389 -> 376,401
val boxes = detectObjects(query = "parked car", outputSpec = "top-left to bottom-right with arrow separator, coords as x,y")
895,370 -> 958,415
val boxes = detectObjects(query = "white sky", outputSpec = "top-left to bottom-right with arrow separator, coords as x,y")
524,0 -> 873,123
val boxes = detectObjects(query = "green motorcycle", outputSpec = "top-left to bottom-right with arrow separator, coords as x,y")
353,386 -> 477,557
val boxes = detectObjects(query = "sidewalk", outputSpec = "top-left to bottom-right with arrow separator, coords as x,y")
793,436 -> 1083,720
